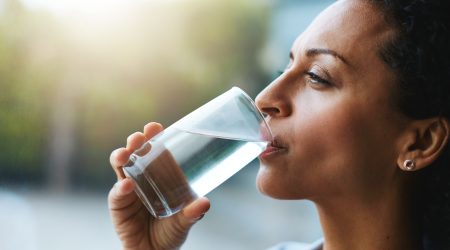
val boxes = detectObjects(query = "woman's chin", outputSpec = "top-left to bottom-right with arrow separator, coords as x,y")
256,168 -> 291,199
256,165 -> 310,200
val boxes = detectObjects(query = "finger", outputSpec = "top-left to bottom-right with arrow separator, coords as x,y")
108,178 -> 138,211
178,197 -> 211,226
110,147 -> 131,180
143,122 -> 164,139
126,132 -> 147,152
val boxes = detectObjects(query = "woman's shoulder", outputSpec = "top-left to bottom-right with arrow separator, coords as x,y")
266,238 -> 323,250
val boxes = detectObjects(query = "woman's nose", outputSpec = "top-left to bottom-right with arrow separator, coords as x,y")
255,80 -> 292,118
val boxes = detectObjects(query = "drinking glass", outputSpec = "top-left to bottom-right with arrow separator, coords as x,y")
123,87 -> 273,218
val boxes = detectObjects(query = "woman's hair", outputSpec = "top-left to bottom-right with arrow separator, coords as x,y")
368,0 -> 450,248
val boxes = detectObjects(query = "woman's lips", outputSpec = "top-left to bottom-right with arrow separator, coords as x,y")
260,138 -> 287,158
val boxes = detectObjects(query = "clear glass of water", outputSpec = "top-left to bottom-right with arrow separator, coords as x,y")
123,87 -> 273,218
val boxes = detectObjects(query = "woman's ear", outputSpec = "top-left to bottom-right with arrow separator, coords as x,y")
396,117 -> 450,171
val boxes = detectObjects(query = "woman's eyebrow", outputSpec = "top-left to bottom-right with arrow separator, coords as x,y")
306,48 -> 350,66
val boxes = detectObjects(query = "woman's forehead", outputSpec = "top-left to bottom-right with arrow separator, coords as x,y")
291,0 -> 394,65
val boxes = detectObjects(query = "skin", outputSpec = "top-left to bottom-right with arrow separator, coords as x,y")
256,0 -> 403,202
109,0 -> 449,249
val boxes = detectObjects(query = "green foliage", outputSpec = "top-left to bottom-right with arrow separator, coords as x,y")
0,2 -> 50,182
0,0 -> 270,189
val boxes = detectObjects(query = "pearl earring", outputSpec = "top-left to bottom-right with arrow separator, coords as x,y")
403,159 -> 416,171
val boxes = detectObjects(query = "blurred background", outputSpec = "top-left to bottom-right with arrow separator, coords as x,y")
0,0 -> 332,249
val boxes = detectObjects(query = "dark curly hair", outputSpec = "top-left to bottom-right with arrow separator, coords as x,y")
368,0 -> 450,249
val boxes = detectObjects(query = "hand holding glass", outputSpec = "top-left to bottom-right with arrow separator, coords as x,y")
123,87 -> 273,218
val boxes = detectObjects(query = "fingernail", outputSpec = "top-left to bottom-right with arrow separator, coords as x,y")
193,213 -> 206,221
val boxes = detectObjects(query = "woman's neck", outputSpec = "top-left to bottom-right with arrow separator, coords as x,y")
313,176 -> 422,250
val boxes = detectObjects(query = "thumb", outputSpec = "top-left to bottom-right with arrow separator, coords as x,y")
177,197 -> 211,228
152,198 -> 211,250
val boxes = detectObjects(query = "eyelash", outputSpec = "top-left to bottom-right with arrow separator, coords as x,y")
275,69 -> 332,87
305,71 -> 331,86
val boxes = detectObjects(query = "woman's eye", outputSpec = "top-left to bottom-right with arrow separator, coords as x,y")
306,71 -> 331,86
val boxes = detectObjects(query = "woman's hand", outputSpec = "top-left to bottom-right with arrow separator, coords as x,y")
108,122 -> 210,250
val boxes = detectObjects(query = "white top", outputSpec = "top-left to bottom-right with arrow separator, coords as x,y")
267,239 -> 324,250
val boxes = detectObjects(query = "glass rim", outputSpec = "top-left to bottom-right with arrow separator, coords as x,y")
231,86 -> 274,142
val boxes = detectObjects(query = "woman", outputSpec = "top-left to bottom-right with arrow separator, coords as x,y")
108,0 -> 450,249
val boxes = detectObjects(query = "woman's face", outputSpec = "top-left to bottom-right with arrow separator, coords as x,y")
256,0 -> 410,202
